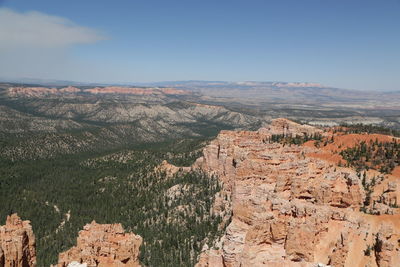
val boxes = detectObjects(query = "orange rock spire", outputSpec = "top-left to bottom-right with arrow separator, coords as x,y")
0,214 -> 37,267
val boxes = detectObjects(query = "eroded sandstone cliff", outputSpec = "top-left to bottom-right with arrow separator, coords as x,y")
0,214 -> 36,267
194,118 -> 400,267
0,215 -> 142,267
56,221 -> 142,267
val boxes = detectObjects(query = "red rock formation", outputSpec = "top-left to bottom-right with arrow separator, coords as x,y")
0,214 -> 36,267
56,221 -> 142,267
59,86 -> 81,94
262,117 -> 323,136
195,119 -> 400,267
0,247 -> 4,266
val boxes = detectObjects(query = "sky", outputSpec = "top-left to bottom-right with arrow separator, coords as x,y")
0,0 -> 399,91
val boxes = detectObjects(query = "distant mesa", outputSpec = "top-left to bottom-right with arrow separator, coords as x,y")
7,86 -> 191,97
272,82 -> 325,88
84,86 -> 189,96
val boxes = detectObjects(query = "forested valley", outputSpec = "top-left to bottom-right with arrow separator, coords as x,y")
0,138 -> 226,266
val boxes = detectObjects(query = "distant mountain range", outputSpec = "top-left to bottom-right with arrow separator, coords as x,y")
1,78 -> 399,108
140,81 -> 400,110
0,77 -> 398,92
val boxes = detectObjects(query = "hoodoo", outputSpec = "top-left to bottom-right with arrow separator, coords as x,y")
0,214 -> 36,267
56,221 -> 142,267
195,119 -> 400,267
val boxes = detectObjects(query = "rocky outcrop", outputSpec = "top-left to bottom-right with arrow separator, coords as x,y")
373,223 -> 400,267
156,160 -> 192,177
0,214 -> 36,267
0,247 -> 4,267
56,221 -> 142,267
195,119 -> 400,267
262,117 -> 323,136
0,216 -> 142,267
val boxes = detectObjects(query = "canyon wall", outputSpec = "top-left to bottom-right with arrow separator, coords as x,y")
195,118 -> 400,267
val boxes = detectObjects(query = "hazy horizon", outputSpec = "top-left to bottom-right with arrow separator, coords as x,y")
1,76 -> 398,93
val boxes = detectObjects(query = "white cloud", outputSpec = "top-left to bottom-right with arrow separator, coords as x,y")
0,8 -> 105,48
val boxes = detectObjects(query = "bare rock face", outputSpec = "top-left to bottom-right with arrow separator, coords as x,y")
0,247 -> 4,266
0,214 -> 36,267
195,119 -> 400,267
372,223 -> 400,267
262,117 -> 323,136
156,160 -> 192,177
56,221 -> 142,267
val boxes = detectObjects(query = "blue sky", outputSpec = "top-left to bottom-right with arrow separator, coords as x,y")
0,0 -> 399,91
